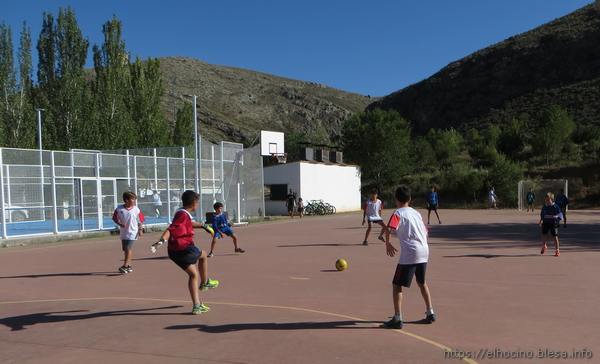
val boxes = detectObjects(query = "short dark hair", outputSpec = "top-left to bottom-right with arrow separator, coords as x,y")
181,190 -> 199,207
370,188 -> 378,195
123,191 -> 137,202
213,202 -> 224,210
395,185 -> 411,203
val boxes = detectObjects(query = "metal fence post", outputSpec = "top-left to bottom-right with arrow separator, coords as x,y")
96,153 -> 102,230
166,157 -> 172,222
211,145 -> 216,203
126,150 -> 131,188
221,142 -> 225,210
51,151 -> 58,234
182,147 -> 186,190
0,149 -> 7,239
133,156 -> 138,195
153,148 -> 158,190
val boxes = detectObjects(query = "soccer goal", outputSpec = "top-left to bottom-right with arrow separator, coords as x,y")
518,179 -> 568,211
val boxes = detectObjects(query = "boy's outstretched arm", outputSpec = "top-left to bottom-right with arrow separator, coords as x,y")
385,225 -> 397,257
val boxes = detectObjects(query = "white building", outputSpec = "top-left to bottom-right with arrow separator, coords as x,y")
263,161 -> 361,215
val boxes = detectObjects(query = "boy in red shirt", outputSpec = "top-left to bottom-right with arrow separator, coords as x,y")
153,190 -> 219,314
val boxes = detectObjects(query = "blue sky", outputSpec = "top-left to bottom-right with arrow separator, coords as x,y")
1,0 -> 593,96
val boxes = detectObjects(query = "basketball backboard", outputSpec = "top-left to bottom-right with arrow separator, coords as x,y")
260,130 -> 285,157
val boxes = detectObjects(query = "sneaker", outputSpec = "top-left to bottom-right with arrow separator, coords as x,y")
425,312 -> 437,323
200,278 -> 220,291
235,248 -> 245,253
191,303 -> 210,315
381,318 -> 403,329
377,236 -> 385,242
207,252 -> 214,258
554,250 -> 560,257
362,240 -> 368,246
118,266 -> 128,274
438,221 -> 442,224
540,244 -> 547,255
126,266 -> 133,273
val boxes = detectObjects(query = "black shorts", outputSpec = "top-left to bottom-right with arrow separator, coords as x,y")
287,205 -> 295,212
542,223 -> 559,237
393,263 -> 427,288
168,245 -> 201,270
427,204 -> 438,211
121,240 -> 135,251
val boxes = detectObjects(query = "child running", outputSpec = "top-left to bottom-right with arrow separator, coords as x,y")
526,189 -> 536,212
540,192 -> 563,257
362,189 -> 385,246
154,190 -> 219,314
382,185 -> 436,329
208,202 -> 245,257
112,191 -> 145,274
426,185 -> 442,224
297,197 -> 305,218
555,189 -> 569,227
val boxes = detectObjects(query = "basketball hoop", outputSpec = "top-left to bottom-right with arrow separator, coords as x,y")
270,153 -> 287,164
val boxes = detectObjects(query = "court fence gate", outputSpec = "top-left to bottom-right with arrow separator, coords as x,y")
0,137 -> 265,239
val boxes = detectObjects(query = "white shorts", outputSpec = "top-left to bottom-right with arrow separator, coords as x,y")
367,216 -> 383,223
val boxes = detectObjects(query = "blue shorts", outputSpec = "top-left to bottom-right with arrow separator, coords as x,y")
121,240 -> 135,251
215,226 -> 234,238
168,245 -> 201,270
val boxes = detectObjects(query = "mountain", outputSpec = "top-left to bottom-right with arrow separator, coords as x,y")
368,3 -> 600,133
159,57 -> 372,145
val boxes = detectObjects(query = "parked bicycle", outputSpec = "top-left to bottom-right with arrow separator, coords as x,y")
304,200 -> 336,216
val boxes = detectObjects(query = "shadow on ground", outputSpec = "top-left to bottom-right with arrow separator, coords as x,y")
277,242 -> 361,248
429,223 -> 600,251
0,306 -> 184,331
0,272 -> 122,279
165,320 -> 381,333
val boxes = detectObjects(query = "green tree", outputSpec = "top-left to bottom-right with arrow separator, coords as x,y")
342,109 -> 412,192
128,57 -> 169,147
172,101 -> 194,146
533,105 -> 575,166
0,23 -> 14,146
426,128 -> 464,168
91,16 -> 133,149
487,155 -> 523,207
498,118 -> 527,160
35,13 -> 57,147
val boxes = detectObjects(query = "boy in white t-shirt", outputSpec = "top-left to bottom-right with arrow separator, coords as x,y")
112,191 -> 145,274
362,189 -> 386,245
382,185 -> 436,329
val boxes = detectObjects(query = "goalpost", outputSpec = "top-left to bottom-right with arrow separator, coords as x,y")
518,179 -> 568,211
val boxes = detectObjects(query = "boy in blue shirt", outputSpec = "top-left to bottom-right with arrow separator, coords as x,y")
426,186 -> 442,225
540,192 -> 563,257
208,202 -> 245,257
526,189 -> 535,212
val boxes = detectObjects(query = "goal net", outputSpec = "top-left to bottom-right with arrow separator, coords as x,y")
518,179 -> 568,211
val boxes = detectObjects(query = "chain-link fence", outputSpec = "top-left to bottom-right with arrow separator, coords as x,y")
0,138 -> 264,238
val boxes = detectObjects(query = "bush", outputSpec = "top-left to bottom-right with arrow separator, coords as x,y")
487,155 -> 523,207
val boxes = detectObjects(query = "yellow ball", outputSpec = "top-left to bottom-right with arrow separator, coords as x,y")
335,258 -> 348,271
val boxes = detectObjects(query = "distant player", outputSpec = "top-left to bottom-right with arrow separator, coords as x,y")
286,189 -> 297,218
382,185 -> 436,329
153,190 -> 219,314
297,197 -> 305,218
540,192 -> 563,257
208,202 -> 245,257
488,187 -> 497,209
152,190 -> 162,218
362,189 -> 386,246
555,189 -> 569,227
526,189 -> 536,212
112,191 -> 145,274
426,186 -> 442,224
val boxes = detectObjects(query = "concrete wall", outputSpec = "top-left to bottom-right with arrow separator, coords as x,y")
264,163 -> 301,215
263,162 -> 361,215
299,163 -> 361,213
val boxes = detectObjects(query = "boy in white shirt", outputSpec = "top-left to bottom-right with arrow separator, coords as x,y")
382,185 -> 436,329
112,191 -> 145,274
362,189 -> 385,245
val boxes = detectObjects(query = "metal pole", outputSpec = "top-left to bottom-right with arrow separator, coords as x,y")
166,157 -> 172,222
193,95 -> 199,195
133,156 -> 138,195
96,153 -> 102,230
37,109 -> 46,221
236,182 -> 241,224
181,147 -> 186,190
5,165 -> 10,222
221,142 -> 225,210
51,151 -> 58,234
211,145 -> 216,203
126,150 -> 131,188
153,148 -> 158,190
0,149 -> 7,239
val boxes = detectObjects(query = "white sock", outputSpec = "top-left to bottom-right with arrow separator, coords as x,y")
426,307 -> 435,315
393,314 -> 402,321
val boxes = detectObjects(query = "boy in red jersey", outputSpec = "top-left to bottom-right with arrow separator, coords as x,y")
153,190 -> 219,314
